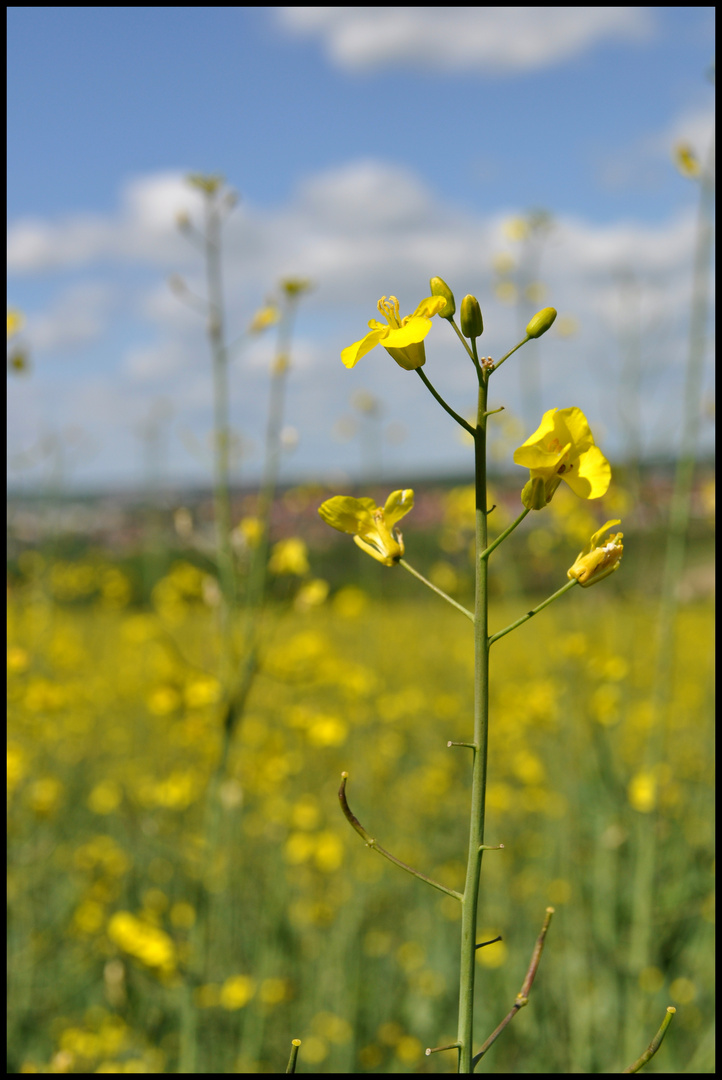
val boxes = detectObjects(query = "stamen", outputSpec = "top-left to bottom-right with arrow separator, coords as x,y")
377,296 -> 401,328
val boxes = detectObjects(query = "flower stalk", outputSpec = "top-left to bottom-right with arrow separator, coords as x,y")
323,288 -> 621,1072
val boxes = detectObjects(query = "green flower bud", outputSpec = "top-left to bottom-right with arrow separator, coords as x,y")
460,295 -> 483,339
521,476 -> 548,511
429,277 -> 456,319
526,307 -> 557,339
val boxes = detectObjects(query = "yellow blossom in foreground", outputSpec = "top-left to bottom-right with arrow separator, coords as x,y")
514,407 -> 611,508
341,296 -> 446,371
567,520 -> 623,587
318,490 -> 414,566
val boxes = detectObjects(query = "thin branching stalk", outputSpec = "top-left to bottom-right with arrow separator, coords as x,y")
623,1007 -> 676,1073
202,188 -> 237,665
472,907 -> 555,1067
624,127 -> 714,1061
328,285 -> 622,1072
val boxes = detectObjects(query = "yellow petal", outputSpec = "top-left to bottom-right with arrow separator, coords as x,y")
412,296 -> 447,319
318,496 -> 377,534
565,445 -> 612,499
341,329 -> 386,369
383,489 -> 414,529
383,316 -> 434,349
354,535 -> 394,566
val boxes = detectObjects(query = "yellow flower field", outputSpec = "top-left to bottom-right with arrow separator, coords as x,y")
7,565 -> 714,1072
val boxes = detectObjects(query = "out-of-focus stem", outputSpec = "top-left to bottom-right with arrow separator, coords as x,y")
624,129 -> 714,1061
203,190 -> 237,673
244,294 -> 299,622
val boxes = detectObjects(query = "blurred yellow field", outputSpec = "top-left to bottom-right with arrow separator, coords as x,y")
7,570 -> 714,1072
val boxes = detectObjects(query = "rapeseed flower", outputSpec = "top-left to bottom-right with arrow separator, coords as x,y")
567,520 -> 623,587
341,296 -> 445,371
268,537 -> 310,576
674,143 -> 700,179
514,407 -> 611,509
7,309 -> 24,339
318,489 -> 414,566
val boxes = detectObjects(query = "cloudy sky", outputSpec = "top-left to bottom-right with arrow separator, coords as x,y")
7,7 -> 715,491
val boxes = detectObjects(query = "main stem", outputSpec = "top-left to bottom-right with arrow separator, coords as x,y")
457,375 -> 490,1072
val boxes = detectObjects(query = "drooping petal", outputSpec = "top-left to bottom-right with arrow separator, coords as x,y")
354,534 -> 396,566
564,444 -> 612,499
341,329 -> 387,369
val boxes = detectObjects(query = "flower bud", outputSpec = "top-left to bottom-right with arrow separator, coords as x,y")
460,295 -> 483,339
282,277 -> 313,297
429,277 -> 456,319
521,476 -> 548,510
526,307 -> 557,339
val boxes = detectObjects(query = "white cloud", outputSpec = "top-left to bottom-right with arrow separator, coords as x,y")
7,172 -> 199,275
7,159 -> 714,487
29,282 -> 115,352
124,339 -> 193,382
277,7 -> 654,73
596,103 -> 715,194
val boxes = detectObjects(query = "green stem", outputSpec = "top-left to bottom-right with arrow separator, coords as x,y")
488,579 -> 578,648
490,335 -> 529,374
415,368 -> 475,435
286,1039 -> 302,1074
480,507 -> 531,561
457,375 -> 490,1072
338,774 -> 462,900
447,316 -> 477,365
622,1007 -> 676,1074
472,907 -> 555,1067
398,559 -> 475,623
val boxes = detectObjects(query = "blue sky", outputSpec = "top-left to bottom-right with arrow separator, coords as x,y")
7,7 -> 715,490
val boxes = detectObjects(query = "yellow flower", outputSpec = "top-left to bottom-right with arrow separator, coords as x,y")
248,304 -> 280,333
567,520 -> 623,587
318,489 -> 414,566
341,296 -> 446,371
281,277 -> 313,297
673,143 -> 700,179
7,309 -> 24,339
268,538 -> 310,576
514,407 -> 611,508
